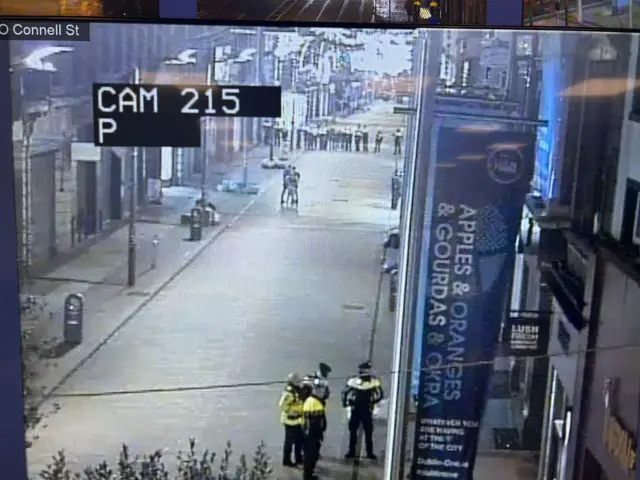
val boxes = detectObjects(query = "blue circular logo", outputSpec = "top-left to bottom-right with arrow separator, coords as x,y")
487,148 -> 524,185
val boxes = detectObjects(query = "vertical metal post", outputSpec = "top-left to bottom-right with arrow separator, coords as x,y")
242,117 -> 248,187
202,62 -> 214,204
384,30 -> 440,480
290,56 -> 296,153
629,0 -> 633,28
127,67 -> 141,288
21,117 -> 34,282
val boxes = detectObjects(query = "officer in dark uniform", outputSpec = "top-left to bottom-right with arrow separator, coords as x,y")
341,361 -> 384,460
301,382 -> 326,480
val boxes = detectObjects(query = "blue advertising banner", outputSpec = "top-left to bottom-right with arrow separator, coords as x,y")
411,127 -> 534,479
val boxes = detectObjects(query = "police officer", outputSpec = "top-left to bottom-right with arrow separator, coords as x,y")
342,361 -> 384,460
303,363 -> 331,456
301,381 -> 326,480
279,373 -> 304,467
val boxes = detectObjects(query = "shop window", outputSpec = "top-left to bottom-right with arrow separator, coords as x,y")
620,178 -> 640,251
632,195 -> 640,245
630,50 -> 640,122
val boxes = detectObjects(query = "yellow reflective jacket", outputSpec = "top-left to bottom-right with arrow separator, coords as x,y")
303,395 -> 326,437
279,385 -> 304,426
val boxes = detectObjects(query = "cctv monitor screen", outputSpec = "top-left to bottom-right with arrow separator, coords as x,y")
2,18 -> 637,480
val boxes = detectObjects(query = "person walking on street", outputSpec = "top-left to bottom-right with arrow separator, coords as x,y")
279,373 -> 305,467
280,165 -> 293,205
342,361 -> 384,461
289,166 -> 300,204
393,128 -> 403,155
375,130 -> 383,153
301,382 -> 326,480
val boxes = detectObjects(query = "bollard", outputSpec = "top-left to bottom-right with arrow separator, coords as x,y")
63,293 -> 84,344
190,207 -> 203,241
151,234 -> 159,269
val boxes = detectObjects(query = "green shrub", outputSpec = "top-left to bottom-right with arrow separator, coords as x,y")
38,439 -> 272,480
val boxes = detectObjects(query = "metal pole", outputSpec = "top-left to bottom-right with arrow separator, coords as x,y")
22,117 -> 33,282
630,0 -> 634,28
290,57 -> 296,153
202,62 -> 214,204
384,30 -> 440,480
242,117 -> 248,187
127,67 -> 141,288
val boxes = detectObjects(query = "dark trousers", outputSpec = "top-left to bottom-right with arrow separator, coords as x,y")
280,183 -> 287,203
394,141 -> 401,155
283,424 -> 304,465
374,140 -> 382,153
347,413 -> 374,456
303,436 -> 321,479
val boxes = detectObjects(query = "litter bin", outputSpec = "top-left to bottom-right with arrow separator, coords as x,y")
63,293 -> 84,344
190,207 -> 203,241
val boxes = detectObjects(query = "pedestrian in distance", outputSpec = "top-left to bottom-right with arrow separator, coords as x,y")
393,128 -> 403,155
311,124 -> 319,151
342,361 -> 384,461
346,126 -> 354,151
375,130 -> 383,153
404,0 -> 414,21
319,123 -> 328,150
301,381 -> 326,480
280,165 -> 293,205
279,373 -> 305,467
362,125 -> 370,152
355,124 -> 363,152
288,166 -> 300,205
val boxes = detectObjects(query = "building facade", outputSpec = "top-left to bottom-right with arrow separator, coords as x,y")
510,32 -> 635,480
570,34 -> 640,480
499,31 -> 634,480
10,24 -> 202,275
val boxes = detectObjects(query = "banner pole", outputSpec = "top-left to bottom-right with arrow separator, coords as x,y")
383,30 -> 442,480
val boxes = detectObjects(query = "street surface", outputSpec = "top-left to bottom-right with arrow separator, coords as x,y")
26,110 -> 401,477
198,0 -> 376,22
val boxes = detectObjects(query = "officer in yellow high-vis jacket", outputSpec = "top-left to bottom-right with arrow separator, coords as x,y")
279,373 -> 304,467
302,381 -> 326,480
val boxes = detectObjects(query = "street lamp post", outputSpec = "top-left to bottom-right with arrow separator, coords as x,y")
127,67 -> 141,288
201,60 -> 214,205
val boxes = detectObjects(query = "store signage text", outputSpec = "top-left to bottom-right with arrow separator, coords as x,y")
501,310 -> 551,357
603,412 -> 636,472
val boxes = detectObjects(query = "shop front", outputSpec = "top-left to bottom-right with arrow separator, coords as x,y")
507,195 -> 570,451
575,257 -> 640,480
538,295 -> 587,480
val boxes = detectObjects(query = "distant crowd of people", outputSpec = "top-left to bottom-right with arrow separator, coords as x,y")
263,122 -> 405,156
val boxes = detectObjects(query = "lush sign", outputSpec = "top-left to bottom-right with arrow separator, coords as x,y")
411,127 -> 534,479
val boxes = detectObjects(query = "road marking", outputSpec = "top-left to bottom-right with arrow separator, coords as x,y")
37,186 -> 269,403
